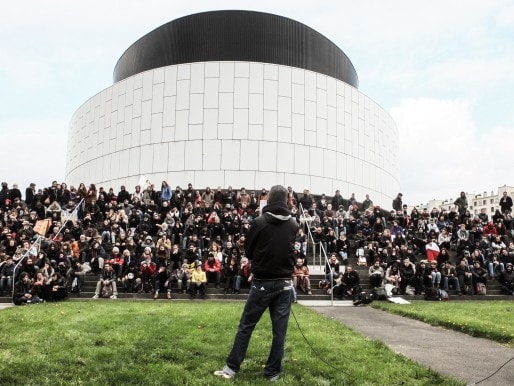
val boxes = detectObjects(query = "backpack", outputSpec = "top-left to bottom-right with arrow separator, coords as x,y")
424,287 -> 441,301
373,287 -> 387,300
405,285 -> 415,296
101,283 -> 113,298
475,282 -> 487,295
438,289 -> 449,301
354,291 -> 373,306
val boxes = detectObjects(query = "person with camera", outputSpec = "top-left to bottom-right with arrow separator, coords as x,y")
214,185 -> 298,381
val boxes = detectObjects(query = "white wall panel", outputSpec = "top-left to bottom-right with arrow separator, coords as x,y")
202,139 -> 221,171
233,109 -> 249,139
204,78 -> 219,109
263,110 -> 277,141
234,78 -> 249,109
264,80 -> 278,111
190,63 -> 205,94
169,141 -> 185,171
240,140 -> 258,170
259,141 -> 277,172
67,62 -> 399,207
189,94 -> 204,125
221,140 -> 240,170
184,140 -> 202,170
219,62 -> 234,92
219,93 -> 234,124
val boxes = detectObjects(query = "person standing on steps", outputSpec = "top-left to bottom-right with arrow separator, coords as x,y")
214,185 -> 299,382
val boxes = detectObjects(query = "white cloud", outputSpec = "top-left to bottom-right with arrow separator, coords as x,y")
0,118 -> 67,192
391,98 -> 514,205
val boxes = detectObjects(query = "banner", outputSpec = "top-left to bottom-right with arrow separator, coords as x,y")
33,219 -> 52,236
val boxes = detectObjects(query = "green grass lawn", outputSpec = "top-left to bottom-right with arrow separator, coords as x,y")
372,301 -> 514,346
0,301 -> 462,386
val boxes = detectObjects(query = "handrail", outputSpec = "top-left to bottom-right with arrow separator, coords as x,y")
10,199 -> 84,303
298,204 -> 335,306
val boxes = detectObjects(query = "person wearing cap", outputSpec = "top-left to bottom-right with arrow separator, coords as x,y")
498,263 -> 514,295
214,185 -> 298,381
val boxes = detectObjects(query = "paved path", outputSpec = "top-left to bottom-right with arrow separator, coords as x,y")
309,306 -> 514,386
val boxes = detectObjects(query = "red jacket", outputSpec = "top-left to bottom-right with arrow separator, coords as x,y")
204,258 -> 221,273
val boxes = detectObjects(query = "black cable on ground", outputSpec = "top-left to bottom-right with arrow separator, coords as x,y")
290,306 -> 350,378
469,356 -> 514,385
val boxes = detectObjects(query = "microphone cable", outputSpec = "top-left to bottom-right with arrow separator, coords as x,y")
290,305 -> 350,378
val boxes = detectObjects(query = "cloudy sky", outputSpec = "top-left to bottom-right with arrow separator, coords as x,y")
1,0 -> 514,206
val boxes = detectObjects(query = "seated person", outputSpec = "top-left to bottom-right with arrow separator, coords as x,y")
47,272 -> 67,301
368,259 -> 384,288
325,253 -> 341,286
176,263 -> 192,294
191,265 -> 207,298
455,258 -> 473,295
121,262 -> 141,293
204,252 -> 221,288
333,265 -> 360,300
234,256 -> 252,294
498,262 -> 514,295
13,271 -> 41,305
471,260 -> 488,294
385,264 -> 401,296
153,265 -> 172,299
399,258 -> 416,295
292,258 -> 312,295
223,257 -> 238,295
441,261 -> 462,295
92,262 -> 118,299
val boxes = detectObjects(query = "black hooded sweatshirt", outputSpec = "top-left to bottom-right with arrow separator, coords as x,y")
244,201 -> 299,280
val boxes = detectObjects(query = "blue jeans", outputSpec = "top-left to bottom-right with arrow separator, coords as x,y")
224,279 -> 292,378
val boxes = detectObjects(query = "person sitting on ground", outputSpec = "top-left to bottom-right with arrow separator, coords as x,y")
292,258 -> 312,295
498,262 -> 514,295
92,262 -> 118,299
368,259 -> 384,288
399,258 -> 416,295
191,264 -> 207,298
441,261 -> 462,295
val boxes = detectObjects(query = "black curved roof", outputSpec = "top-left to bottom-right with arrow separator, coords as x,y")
113,10 -> 358,87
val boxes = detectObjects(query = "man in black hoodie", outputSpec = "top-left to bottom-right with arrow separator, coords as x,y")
214,185 -> 298,382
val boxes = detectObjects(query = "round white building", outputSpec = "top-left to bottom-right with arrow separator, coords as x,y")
66,10 -> 399,204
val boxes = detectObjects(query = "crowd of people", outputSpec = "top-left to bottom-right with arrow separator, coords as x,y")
1,181 -> 513,305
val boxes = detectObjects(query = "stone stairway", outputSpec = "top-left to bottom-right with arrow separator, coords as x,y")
1,263 -> 511,303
